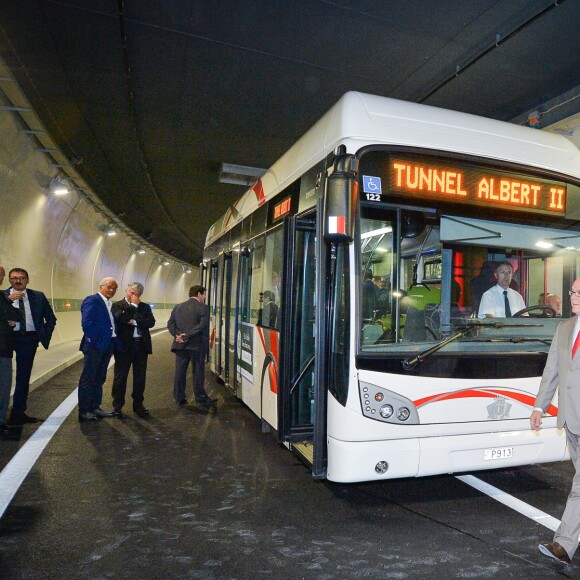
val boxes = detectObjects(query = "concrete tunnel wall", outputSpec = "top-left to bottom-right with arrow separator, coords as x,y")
0,92 -> 199,349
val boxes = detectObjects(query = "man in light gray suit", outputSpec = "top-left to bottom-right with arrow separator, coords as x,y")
167,285 -> 217,407
531,277 -> 580,565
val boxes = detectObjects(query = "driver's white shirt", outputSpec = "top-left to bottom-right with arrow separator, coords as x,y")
478,284 -> 526,318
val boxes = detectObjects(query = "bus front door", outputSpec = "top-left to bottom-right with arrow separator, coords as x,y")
279,215 -> 318,463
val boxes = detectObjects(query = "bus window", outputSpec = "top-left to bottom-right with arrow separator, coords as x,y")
209,262 -> 218,316
240,251 -> 253,323
359,206 -> 570,358
257,228 -> 283,330
399,225 -> 443,342
360,216 -> 394,345
250,238 -> 265,325
329,244 -> 350,406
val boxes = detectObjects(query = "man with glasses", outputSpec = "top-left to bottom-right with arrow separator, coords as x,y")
4,268 -> 57,425
532,279 -> 580,564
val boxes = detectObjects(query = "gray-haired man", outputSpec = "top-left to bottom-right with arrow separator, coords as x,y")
111,282 -> 155,417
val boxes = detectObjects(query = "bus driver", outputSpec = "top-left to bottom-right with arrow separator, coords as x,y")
478,261 -> 525,318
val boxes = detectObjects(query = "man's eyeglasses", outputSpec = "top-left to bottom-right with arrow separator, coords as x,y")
569,290 -> 580,297
9,276 -> 27,281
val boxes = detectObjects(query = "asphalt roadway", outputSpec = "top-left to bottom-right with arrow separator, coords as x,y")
0,332 -> 577,579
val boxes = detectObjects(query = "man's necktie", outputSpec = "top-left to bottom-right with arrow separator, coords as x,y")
572,330 -> 580,358
503,290 -> 512,317
18,298 -> 26,333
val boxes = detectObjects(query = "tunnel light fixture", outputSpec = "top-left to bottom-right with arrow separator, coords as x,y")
49,175 -> 69,195
97,222 -> 117,236
535,240 -> 553,249
130,242 -> 146,254
182,265 -> 192,274
157,255 -> 170,266
219,163 -> 266,186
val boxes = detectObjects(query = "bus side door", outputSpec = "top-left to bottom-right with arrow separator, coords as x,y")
278,215 -> 317,444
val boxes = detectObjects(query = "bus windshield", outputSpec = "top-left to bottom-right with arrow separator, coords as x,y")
359,206 -> 573,357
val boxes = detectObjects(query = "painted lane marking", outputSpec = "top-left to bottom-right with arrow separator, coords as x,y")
456,474 -> 560,532
0,388 -> 78,519
0,331 -> 170,519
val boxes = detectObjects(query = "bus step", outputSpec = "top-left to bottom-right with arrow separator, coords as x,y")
292,441 -> 314,465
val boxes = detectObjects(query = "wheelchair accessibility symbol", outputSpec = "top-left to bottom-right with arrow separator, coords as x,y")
363,175 -> 382,194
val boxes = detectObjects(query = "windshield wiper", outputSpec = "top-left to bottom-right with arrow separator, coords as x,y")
452,320 -> 542,329
402,327 -> 475,370
468,336 -> 552,346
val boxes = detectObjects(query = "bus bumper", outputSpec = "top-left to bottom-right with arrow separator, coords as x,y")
326,428 -> 568,483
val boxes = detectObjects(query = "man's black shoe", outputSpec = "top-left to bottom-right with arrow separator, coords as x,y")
197,397 -> 218,406
112,408 -> 123,417
177,399 -> 187,406
134,407 -> 150,417
78,412 -> 98,422
9,413 -> 40,425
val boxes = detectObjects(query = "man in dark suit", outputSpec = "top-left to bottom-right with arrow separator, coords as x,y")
259,290 -> 279,329
77,277 -> 118,422
532,277 -> 580,564
111,282 -> 155,417
0,265 -> 21,433
5,268 -> 57,425
167,285 -> 216,407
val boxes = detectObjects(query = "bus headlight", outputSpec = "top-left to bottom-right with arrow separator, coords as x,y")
359,381 -> 419,424
396,407 -> 410,421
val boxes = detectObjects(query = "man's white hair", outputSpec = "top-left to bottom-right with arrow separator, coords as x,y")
98,276 -> 117,287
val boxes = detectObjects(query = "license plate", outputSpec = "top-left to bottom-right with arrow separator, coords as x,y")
483,447 -> 513,461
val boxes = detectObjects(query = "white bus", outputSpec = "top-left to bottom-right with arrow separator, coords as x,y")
202,92 -> 580,483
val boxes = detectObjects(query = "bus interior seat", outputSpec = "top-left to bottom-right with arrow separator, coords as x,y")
402,285 -> 441,312
362,323 -> 384,345
402,307 -> 428,342
424,304 -> 441,339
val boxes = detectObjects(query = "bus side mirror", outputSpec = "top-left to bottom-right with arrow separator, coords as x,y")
323,154 -> 359,244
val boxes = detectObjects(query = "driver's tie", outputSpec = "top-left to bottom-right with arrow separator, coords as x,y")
503,290 -> 512,317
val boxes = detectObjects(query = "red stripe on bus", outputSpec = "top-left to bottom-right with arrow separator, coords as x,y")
268,362 -> 278,394
414,389 -> 557,416
257,326 -> 267,352
269,330 -> 279,365
224,196 -> 242,227
253,180 -> 266,206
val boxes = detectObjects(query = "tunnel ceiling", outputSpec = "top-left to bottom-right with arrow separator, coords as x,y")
0,1 -> 579,264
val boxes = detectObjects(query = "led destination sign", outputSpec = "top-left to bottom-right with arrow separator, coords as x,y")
383,157 -> 567,215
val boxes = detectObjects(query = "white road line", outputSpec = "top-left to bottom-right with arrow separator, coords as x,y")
0,339 -> 139,521
0,388 -> 78,519
456,474 -> 561,532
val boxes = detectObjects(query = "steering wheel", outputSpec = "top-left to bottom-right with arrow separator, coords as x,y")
512,305 -> 557,318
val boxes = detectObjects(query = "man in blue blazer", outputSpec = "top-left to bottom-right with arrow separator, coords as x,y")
5,268 -> 57,425
77,277 -> 119,422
